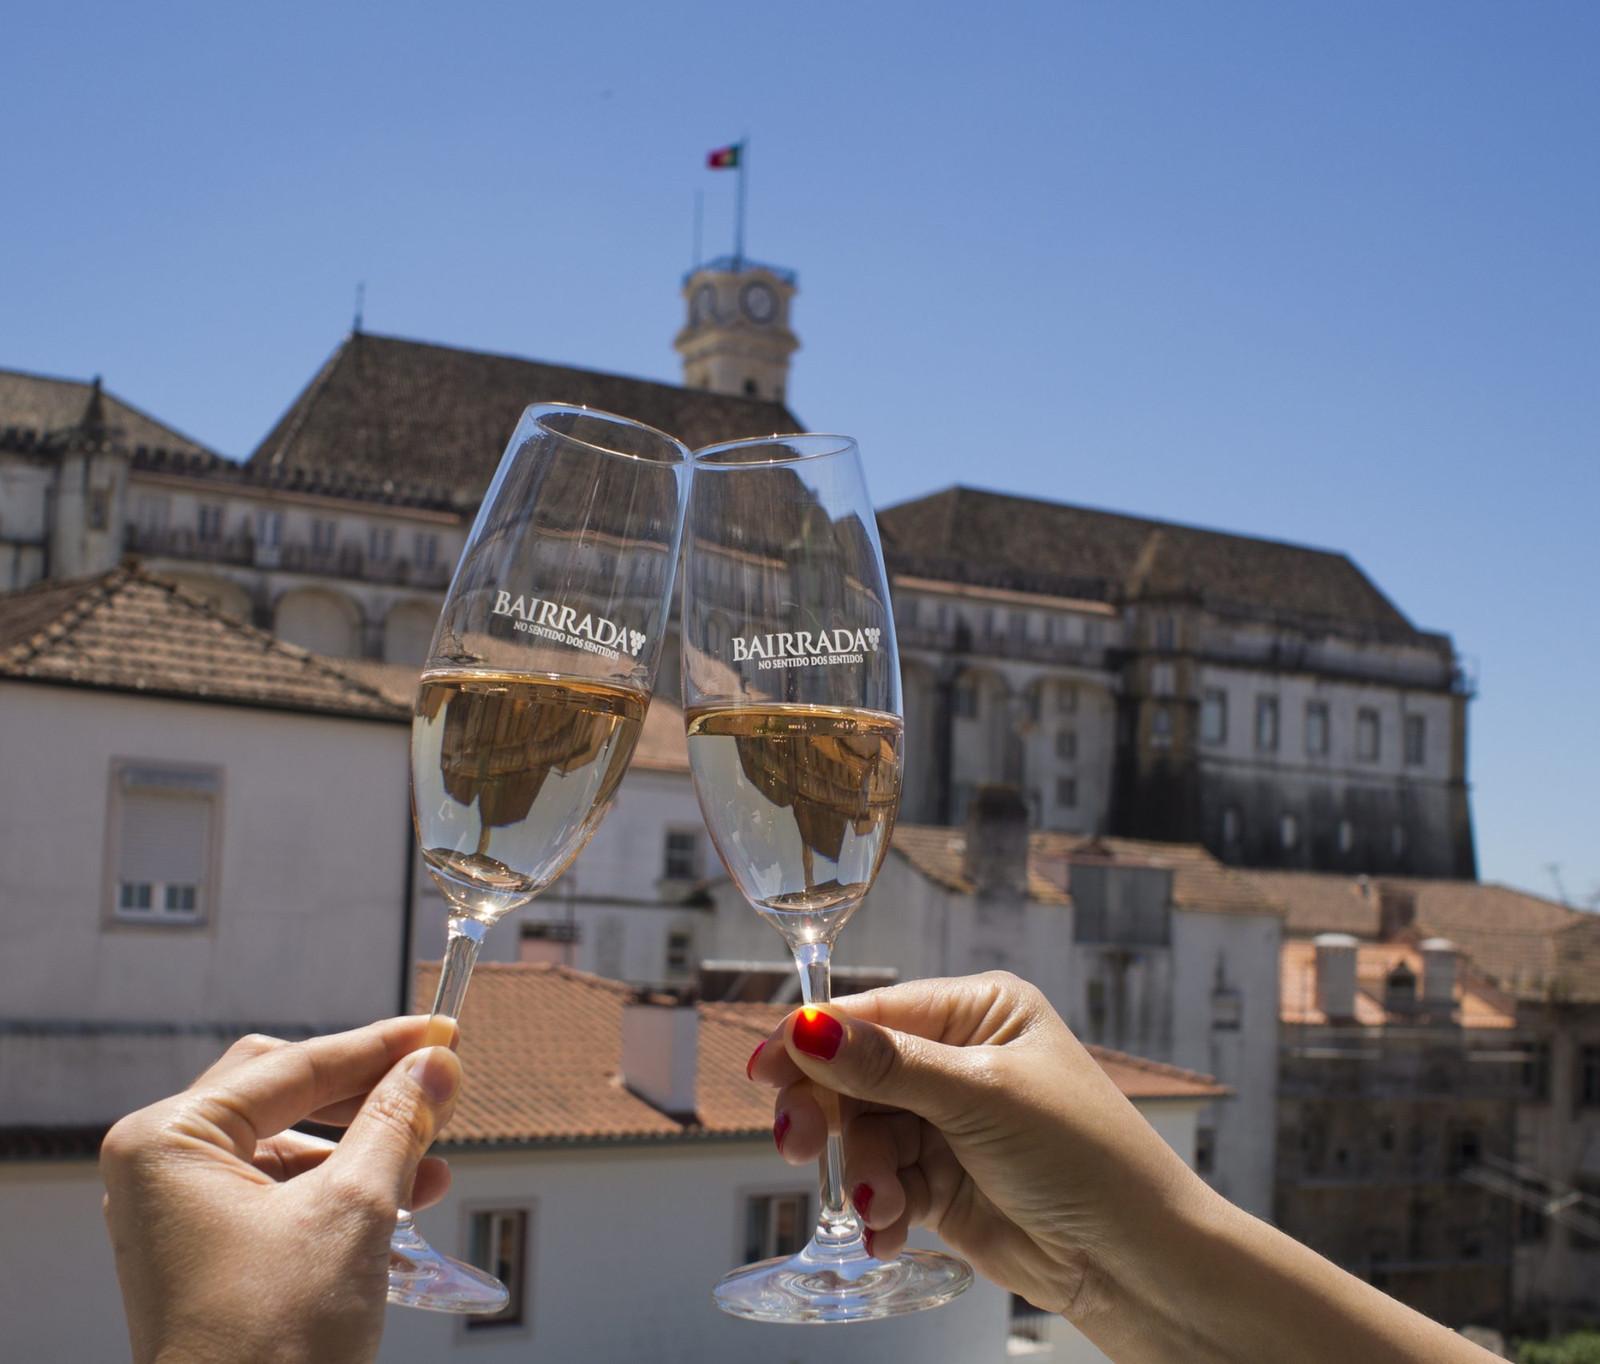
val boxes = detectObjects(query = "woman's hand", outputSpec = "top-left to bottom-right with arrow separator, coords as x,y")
101,1017 -> 461,1364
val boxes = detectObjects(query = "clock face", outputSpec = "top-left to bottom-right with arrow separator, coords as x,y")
740,281 -> 778,324
693,284 -> 717,325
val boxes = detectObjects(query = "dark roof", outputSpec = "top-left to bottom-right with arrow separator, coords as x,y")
878,486 -> 1442,644
0,367 -> 214,456
248,332 -> 803,509
0,563 -> 407,721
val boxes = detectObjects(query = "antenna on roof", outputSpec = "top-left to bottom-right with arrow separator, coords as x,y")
353,281 -> 365,334
1547,863 -> 1571,907
692,190 -> 703,268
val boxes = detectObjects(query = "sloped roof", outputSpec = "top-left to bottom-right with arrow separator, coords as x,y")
878,486 -> 1442,644
1279,937 -> 1517,1029
890,825 -> 1282,917
422,962 -> 1229,1147
1243,869 -> 1593,1001
248,332 -> 802,507
0,368 -> 214,456
0,564 -> 405,721
321,657 -> 691,774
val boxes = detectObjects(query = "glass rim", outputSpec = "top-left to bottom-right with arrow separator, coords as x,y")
691,432 -> 857,468
526,403 -> 690,465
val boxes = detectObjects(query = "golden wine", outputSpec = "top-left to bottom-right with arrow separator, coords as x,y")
413,669 -> 645,921
685,703 -> 902,942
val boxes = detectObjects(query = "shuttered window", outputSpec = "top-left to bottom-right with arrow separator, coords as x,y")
111,764 -> 220,925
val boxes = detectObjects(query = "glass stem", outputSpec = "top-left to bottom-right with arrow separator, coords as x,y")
397,915 -> 487,1226
793,939 -> 862,1249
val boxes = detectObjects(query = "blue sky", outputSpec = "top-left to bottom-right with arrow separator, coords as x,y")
5,1 -> 1597,903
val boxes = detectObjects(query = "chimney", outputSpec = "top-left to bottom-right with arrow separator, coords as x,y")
963,784 -> 1030,895
1313,933 -> 1360,1021
620,996 -> 699,1120
1420,938 -> 1458,1009
1377,886 -> 1416,940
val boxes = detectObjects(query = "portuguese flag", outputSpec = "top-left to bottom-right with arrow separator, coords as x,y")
707,143 -> 741,169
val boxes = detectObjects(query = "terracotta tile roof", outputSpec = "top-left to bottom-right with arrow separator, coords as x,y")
1279,938 -> 1518,1029
0,564 -> 406,721
890,825 -> 1282,917
422,963 -> 1232,1145
248,332 -> 802,509
0,367 -> 213,455
1240,870 -> 1593,1000
878,486 -> 1446,645
323,657 -> 690,774
1084,1047 -> 1230,1100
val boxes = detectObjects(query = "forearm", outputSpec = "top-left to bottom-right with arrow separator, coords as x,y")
1070,1175 -> 1497,1364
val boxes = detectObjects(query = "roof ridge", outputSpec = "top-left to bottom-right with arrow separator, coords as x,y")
1,563 -> 134,668
256,336 -> 350,469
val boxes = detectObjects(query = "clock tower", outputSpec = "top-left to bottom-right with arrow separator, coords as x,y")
674,257 -> 800,403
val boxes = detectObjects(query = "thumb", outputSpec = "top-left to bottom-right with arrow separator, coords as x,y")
321,1046 -> 462,1208
783,1005 -> 988,1132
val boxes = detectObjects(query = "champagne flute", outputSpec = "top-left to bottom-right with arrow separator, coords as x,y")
682,433 -> 973,1323
391,404 -> 690,1312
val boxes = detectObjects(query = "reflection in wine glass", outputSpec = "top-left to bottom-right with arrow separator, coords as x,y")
390,405 -> 689,1312
682,433 -> 973,1323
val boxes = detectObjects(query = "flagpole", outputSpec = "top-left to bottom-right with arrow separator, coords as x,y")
734,137 -> 748,271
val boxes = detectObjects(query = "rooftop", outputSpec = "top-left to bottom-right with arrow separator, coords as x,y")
0,564 -> 405,721
0,367 -> 214,457
1279,937 -> 1518,1029
422,962 -> 1226,1147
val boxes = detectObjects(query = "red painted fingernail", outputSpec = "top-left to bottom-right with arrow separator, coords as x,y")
773,1112 -> 791,1152
863,1228 -> 876,1258
852,1182 -> 874,1218
792,1007 -> 843,1061
746,1039 -> 767,1080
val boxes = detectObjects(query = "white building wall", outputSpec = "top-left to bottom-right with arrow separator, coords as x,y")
0,683 -> 410,1122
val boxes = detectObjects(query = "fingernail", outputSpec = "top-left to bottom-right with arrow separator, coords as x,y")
745,1040 -> 766,1080
408,1047 -> 460,1105
792,1007 -> 843,1061
773,1111 -> 791,1152
863,1228 -> 876,1258
852,1182 -> 874,1218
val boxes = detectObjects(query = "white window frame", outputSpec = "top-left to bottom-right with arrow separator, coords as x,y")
740,1189 -> 811,1266
1201,689 -> 1227,745
1306,701 -> 1330,757
1403,714 -> 1425,766
104,760 -> 222,929
462,1205 -> 532,1334
1255,695 -> 1279,752
1357,708 -> 1381,762
662,828 -> 701,881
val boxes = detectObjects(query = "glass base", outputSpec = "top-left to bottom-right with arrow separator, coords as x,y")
386,1215 -> 510,1314
713,1236 -> 973,1324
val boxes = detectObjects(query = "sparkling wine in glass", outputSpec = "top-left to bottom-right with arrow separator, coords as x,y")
390,404 -> 690,1312
683,433 -> 973,1323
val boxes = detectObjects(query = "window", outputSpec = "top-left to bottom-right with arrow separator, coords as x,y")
983,609 -> 998,640
1279,813 -> 1299,850
1025,688 -> 1042,723
1083,621 -> 1104,648
744,1192 -> 809,1264
1305,702 -> 1329,757
310,517 -> 338,556
1404,714 -> 1425,766
1057,683 -> 1078,714
1008,611 -> 1027,645
108,762 -> 220,926
1390,824 -> 1407,859
1338,819 -> 1355,855
1385,963 -> 1417,1006
1255,695 -> 1279,752
1201,689 -> 1227,745
255,511 -> 282,548
1212,987 -> 1242,1031
414,532 -> 439,571
1221,807 -> 1241,845
665,928 -> 693,975
1150,662 -> 1175,697
1580,1045 -> 1600,1108
952,679 -> 977,719
367,526 -> 393,564
1056,776 -> 1077,808
197,503 -> 225,543
1150,706 -> 1172,747
1356,708 -> 1380,761
138,495 -> 170,537
1153,615 -> 1176,653
87,488 -> 110,531
662,829 -> 700,881
1523,1040 -> 1551,1102
1194,1125 -> 1215,1175
1055,730 -> 1077,761
466,1208 -> 529,1330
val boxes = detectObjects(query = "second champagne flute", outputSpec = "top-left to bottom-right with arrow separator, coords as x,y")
682,432 -> 973,1322
391,404 -> 690,1311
